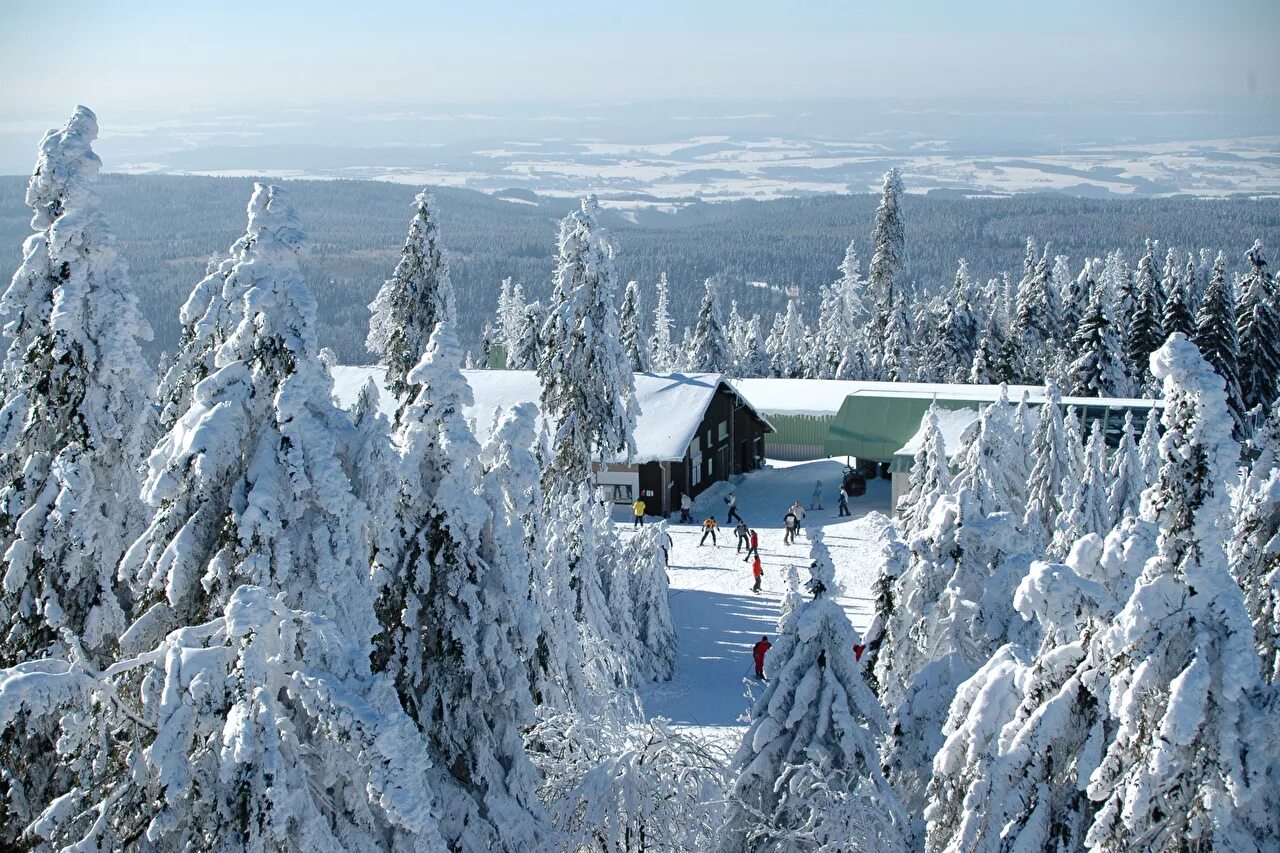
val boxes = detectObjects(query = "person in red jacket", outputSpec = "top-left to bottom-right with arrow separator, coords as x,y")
752,635 -> 772,680
751,556 -> 764,593
741,529 -> 760,562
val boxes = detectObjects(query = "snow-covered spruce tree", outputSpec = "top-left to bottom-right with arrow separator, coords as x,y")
1236,239 -> 1280,413
1066,272 -> 1129,398
862,525 -> 910,697
1106,410 -> 1144,525
1122,240 -> 1166,394
380,321 -> 545,849
0,106 -> 155,667
538,196 -> 638,499
349,377 -> 401,592
509,299 -> 545,371
1022,381 -> 1073,545
8,183 -> 449,851
649,271 -> 675,373
1049,419 -> 1111,559
1231,399 -> 1280,683
836,240 -> 870,329
154,252 -> 238,435
813,283 -> 846,379
768,299 -> 810,379
1161,249 -> 1195,340
1194,250 -> 1245,430
1010,241 -> 1064,383
741,314 -> 771,378
865,167 -> 906,369
1084,333 -> 1273,851
687,277 -> 732,373
897,405 -> 952,541
1062,257 -> 1093,334
718,530 -> 906,853
1137,404 -> 1162,489
619,278 -> 648,373
969,312 -> 1004,384
953,389 -> 1027,521
366,189 -> 455,409
622,522 -> 677,683
881,301 -> 916,383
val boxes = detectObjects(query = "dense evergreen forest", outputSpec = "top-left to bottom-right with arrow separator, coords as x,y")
2,173 -> 1277,363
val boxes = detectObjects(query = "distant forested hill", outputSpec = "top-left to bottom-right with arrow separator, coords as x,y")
2,173 -> 1277,363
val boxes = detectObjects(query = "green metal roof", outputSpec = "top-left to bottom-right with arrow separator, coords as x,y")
824,396 -> 978,462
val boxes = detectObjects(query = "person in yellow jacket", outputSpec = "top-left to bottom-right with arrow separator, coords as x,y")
631,498 -> 646,528
699,515 -> 718,546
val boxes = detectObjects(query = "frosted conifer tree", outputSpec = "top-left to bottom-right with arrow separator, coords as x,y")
11,184 -> 449,851
1023,381 -> 1074,552
687,277 -> 732,373
509,299 -> 545,371
1123,241 -> 1166,393
969,313 -> 1003,384
0,106 -> 155,666
813,283 -> 847,379
366,189 -> 455,408
742,314 -> 770,378
1137,405 -> 1162,488
623,522 -> 677,683
718,530 -> 906,852
1085,334 -> 1272,850
538,196 -> 638,499
1049,419 -> 1112,559
1010,241 -> 1063,382
897,405 -> 952,541
1106,410 -> 1144,525
1066,273 -> 1128,397
1236,240 -> 1280,413
1194,251 -> 1244,429
865,167 -> 906,369
768,299 -> 810,379
619,278 -> 648,372
649,271 -> 675,372
349,377 -> 401,587
383,322 -> 544,849
881,302 -> 915,382
1231,400 -> 1280,683
837,240 -> 870,328
1161,249 -> 1195,340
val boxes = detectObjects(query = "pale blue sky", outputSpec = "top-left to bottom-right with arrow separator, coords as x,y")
2,0 -> 1277,117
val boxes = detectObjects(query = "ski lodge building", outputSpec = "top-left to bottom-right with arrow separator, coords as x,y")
331,368 -> 774,517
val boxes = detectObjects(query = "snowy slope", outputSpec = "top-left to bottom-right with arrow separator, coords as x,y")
625,459 -> 893,740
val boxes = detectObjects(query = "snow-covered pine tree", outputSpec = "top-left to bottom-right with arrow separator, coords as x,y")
865,167 -> 906,370
861,526 -> 910,696
1023,381 -> 1074,549
0,106 -> 155,666
1062,257 -> 1094,334
741,314 -> 770,378
897,405 -> 953,541
1085,333 -> 1274,850
934,259 -> 979,382
969,312 -> 1003,384
687,277 -> 732,373
881,301 -> 915,382
649,271 -> 675,373
1107,410 -> 1144,525
1122,240 -> 1166,394
538,196 -> 638,499
349,377 -> 401,591
383,321 -> 544,848
1161,248 -> 1195,340
623,522 -> 677,683
836,239 -> 870,329
1103,249 -> 1135,345
718,530 -> 906,853
9,183 -> 448,851
1009,241 -> 1063,383
813,283 -> 847,379
366,189 -> 455,409
768,299 -> 810,379
1048,419 -> 1112,559
1230,399 -> 1280,684
496,277 -> 528,367
1066,267 -> 1129,397
619,278 -> 648,372
1236,239 -> 1280,414
1137,404 -> 1162,488
509,299 -> 545,371
1194,250 -> 1245,429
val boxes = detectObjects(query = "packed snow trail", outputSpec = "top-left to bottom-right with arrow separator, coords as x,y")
621,459 -> 892,733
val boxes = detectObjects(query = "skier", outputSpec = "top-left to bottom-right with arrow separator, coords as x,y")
810,480 -> 824,510
734,519 -> 750,553
752,635 -> 772,680
837,486 -> 851,517
660,526 -> 673,566
783,509 -> 798,545
631,497 -> 646,528
679,492 -> 692,523
699,515 -> 718,546
751,556 -> 763,593
741,528 -> 760,562
789,501 -> 806,534
725,491 -> 744,524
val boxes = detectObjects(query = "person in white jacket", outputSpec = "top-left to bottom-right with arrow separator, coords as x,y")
789,500 -> 806,533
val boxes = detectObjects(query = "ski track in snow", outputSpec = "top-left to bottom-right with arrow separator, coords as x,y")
618,459 -> 894,745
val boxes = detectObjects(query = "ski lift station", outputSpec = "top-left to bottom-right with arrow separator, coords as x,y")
732,379 -> 1163,510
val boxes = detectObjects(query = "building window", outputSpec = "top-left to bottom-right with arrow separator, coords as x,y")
718,421 -> 728,441
607,483 -> 634,503
705,458 -> 714,478
692,453 -> 703,487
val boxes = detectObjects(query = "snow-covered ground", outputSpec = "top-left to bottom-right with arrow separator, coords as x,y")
620,459 -> 894,742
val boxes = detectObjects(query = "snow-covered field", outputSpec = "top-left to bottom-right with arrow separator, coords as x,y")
621,459 -> 893,742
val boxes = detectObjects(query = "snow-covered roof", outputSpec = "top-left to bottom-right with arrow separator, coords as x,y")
893,407 -> 982,461
331,367 -> 772,464
727,377 -> 1161,418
